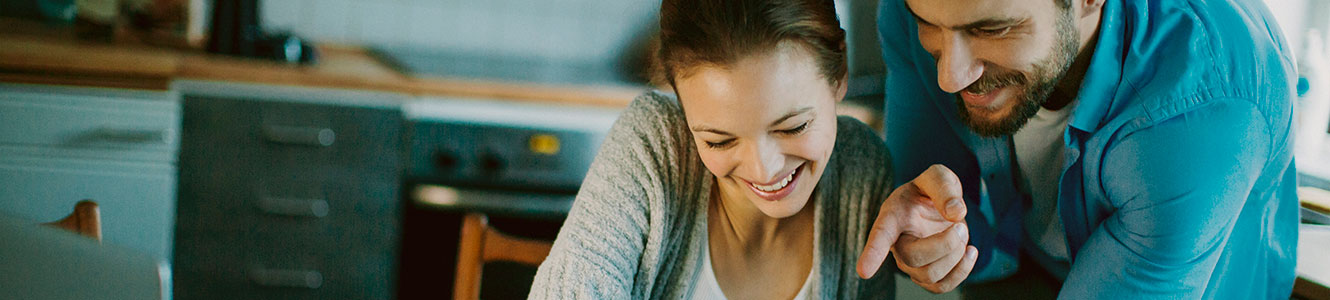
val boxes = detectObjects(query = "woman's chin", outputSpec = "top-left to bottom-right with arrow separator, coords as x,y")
750,186 -> 815,219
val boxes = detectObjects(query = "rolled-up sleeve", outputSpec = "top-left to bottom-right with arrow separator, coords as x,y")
1061,99 -> 1271,298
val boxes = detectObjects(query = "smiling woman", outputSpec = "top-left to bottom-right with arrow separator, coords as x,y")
528,0 -> 898,299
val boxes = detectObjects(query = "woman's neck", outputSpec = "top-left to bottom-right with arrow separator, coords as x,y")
710,179 -> 815,251
706,177 -> 816,299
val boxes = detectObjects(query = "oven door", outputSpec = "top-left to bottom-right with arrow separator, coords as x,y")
396,184 -> 573,299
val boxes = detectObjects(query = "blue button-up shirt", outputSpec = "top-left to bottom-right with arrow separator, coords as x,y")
877,0 -> 1299,298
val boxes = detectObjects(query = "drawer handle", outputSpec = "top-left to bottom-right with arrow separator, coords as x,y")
94,127 -> 173,144
262,125 -> 335,147
250,268 -> 323,289
258,197 -> 330,218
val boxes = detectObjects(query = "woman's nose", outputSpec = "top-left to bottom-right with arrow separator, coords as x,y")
936,33 -> 984,93
740,138 -> 785,183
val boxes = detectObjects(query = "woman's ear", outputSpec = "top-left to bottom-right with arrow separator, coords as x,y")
834,73 -> 849,102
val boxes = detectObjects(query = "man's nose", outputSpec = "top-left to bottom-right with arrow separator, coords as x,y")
936,33 -> 984,93
740,138 -> 785,184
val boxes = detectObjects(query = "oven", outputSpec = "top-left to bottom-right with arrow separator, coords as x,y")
395,97 -> 620,299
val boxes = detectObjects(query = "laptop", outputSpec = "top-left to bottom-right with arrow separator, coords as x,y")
0,213 -> 170,300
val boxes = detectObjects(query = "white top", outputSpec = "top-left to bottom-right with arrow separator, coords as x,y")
690,236 -> 815,300
1012,101 -> 1078,262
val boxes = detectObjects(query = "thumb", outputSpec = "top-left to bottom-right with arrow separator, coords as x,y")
915,165 -> 967,222
932,196 -> 967,223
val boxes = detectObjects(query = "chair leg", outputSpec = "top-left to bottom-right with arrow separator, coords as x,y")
454,213 -> 488,300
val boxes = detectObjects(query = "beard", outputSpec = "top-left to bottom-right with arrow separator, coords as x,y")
956,10 -> 1081,137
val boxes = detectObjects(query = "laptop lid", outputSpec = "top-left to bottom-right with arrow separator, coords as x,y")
0,213 -> 169,300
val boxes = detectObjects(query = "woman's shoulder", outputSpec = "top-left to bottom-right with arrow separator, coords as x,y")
630,89 -> 683,111
596,90 -> 694,164
825,116 -> 894,208
617,90 -> 686,130
832,116 -> 892,172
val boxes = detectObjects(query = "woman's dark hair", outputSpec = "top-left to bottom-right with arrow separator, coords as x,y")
652,0 -> 847,88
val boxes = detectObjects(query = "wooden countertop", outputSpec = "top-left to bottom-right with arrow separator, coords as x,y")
0,18 -> 640,108
1297,224 -> 1330,300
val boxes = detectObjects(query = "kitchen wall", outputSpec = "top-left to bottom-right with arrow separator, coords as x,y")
1266,0 -> 1319,56
261,0 -> 658,65
260,0 -> 899,80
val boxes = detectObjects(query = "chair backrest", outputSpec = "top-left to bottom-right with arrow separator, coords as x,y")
453,213 -> 554,300
42,200 -> 101,242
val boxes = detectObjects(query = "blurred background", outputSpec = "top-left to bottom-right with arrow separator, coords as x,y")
0,0 -> 1328,299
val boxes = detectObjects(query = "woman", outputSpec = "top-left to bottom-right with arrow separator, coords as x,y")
530,0 -> 895,298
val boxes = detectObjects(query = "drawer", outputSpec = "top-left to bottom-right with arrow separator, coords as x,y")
173,229 -> 396,300
0,84 -> 180,159
182,95 -> 402,171
255,100 -> 403,171
0,151 -> 177,260
177,80 -> 404,171
175,165 -> 401,239
173,176 -> 400,299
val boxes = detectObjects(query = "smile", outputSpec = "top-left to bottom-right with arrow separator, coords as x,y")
960,86 -> 1007,109
746,163 -> 804,201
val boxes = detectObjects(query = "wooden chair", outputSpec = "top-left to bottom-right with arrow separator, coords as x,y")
453,213 -> 554,300
42,200 -> 102,242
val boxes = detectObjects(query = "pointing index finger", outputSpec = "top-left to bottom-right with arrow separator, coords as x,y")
857,204 -> 903,279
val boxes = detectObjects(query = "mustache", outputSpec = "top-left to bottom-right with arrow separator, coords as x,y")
963,71 -> 1026,94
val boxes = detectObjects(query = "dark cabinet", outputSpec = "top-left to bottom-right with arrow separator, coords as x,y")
172,81 -> 405,300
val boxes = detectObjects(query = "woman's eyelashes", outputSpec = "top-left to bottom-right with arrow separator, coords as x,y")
776,121 -> 810,136
701,120 -> 812,150
705,139 -> 736,149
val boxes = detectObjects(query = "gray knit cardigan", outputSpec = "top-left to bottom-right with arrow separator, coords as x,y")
529,91 -> 896,299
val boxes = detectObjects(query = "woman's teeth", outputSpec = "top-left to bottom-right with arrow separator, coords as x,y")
753,171 -> 795,192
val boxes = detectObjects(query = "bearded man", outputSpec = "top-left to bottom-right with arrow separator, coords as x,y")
857,0 -> 1300,298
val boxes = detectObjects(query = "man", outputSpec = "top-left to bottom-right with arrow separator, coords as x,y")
856,0 -> 1300,298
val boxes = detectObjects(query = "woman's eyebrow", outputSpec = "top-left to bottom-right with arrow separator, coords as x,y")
691,126 -> 733,136
770,107 -> 813,127
689,107 -> 812,135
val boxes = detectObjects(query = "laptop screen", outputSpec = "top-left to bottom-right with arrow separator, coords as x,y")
0,213 -> 169,300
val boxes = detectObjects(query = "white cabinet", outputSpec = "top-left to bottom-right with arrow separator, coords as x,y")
0,83 -> 180,261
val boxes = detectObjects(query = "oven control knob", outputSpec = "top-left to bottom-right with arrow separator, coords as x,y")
433,150 -> 458,170
479,151 -> 505,174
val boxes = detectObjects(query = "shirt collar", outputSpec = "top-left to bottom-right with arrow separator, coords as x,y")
1068,0 -> 1126,133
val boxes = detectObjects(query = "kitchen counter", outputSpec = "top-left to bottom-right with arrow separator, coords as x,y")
0,18 -> 642,108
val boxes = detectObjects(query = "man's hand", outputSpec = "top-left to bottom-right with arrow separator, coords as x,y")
857,164 -> 979,293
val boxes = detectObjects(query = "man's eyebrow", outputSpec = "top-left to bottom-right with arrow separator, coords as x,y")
906,5 -> 1025,31
954,17 -> 1025,31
